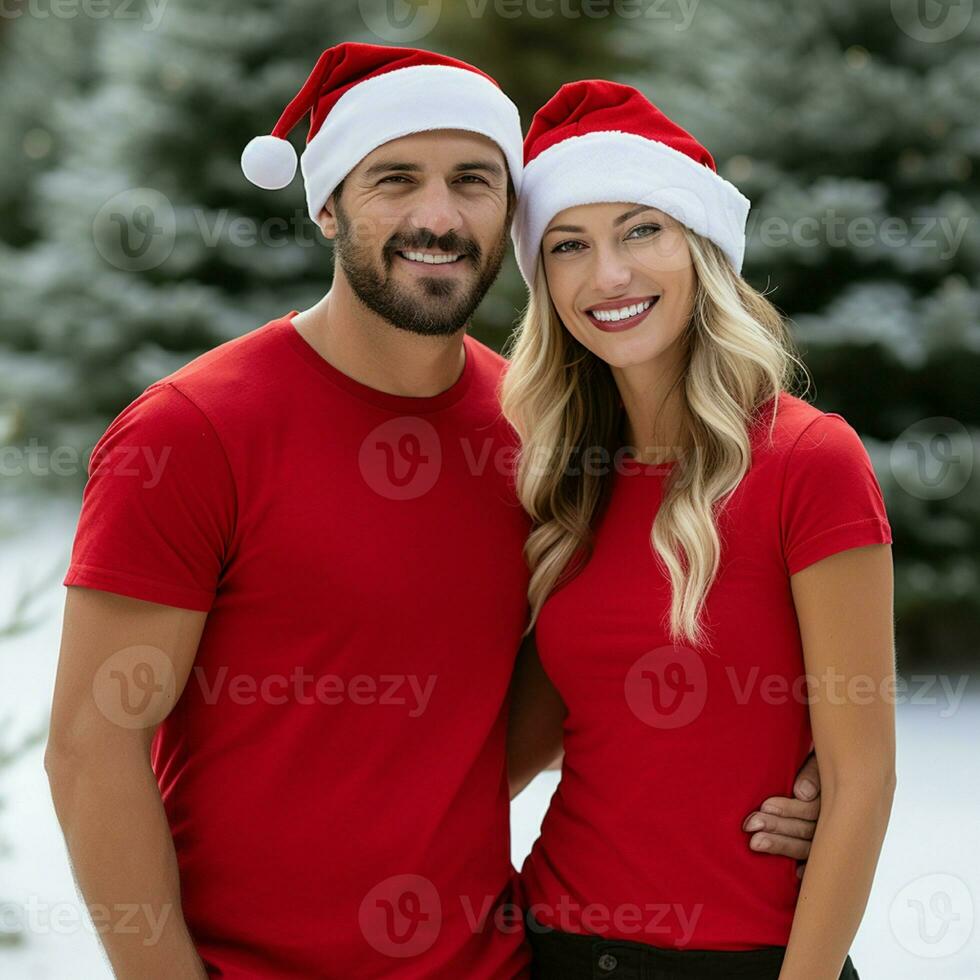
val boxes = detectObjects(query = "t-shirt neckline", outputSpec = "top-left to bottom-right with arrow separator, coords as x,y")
617,452 -> 679,479
276,310 -> 475,414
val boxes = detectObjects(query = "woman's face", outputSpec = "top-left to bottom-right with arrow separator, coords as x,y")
541,202 -> 696,369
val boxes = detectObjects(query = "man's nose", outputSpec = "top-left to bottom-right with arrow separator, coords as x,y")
407,183 -> 464,241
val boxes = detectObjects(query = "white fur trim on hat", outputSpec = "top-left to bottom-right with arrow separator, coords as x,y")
300,64 -> 524,222
512,130 -> 751,283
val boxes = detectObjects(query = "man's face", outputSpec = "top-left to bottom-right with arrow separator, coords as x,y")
320,130 -> 512,336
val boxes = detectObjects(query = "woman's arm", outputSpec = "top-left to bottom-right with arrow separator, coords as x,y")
506,631 -> 567,798
778,543 -> 897,980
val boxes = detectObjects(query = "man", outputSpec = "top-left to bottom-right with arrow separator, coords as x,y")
46,42 -> 821,979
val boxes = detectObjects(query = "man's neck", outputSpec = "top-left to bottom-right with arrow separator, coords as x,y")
292,278 -> 468,398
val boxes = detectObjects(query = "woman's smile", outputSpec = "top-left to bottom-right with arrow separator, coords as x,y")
584,294 -> 661,332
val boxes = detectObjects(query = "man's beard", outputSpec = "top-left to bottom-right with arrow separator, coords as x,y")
332,198 -> 508,337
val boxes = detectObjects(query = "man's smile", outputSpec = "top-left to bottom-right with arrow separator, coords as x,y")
396,249 -> 468,272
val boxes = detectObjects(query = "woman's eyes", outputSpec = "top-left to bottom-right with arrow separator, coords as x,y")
625,223 -> 662,240
550,240 -> 585,254
551,224 -> 661,255
550,224 -> 663,254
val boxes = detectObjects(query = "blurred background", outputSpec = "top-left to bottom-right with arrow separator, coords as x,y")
0,0 -> 977,976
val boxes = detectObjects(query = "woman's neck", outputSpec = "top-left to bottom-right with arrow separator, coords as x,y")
613,360 -> 691,465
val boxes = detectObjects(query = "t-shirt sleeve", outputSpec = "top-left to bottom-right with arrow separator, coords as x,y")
63,381 -> 237,611
780,413 -> 892,576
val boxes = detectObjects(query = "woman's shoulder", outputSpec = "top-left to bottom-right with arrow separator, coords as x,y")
750,390 -> 850,454
745,390 -> 875,485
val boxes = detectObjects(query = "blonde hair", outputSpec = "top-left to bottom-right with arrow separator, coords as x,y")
499,228 -> 810,650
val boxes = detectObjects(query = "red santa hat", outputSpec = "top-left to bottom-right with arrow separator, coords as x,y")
241,42 -> 524,222
512,80 -> 751,284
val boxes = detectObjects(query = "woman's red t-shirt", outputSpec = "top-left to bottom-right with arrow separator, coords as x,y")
519,391 -> 893,950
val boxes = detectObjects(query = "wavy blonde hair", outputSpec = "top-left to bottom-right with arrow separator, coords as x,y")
499,228 -> 810,651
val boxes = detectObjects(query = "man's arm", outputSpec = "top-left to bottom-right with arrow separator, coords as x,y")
506,632 -> 567,799
743,752 -> 822,877
44,586 -> 210,979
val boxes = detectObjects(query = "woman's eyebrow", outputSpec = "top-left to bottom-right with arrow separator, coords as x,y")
614,205 -> 658,226
545,206 -> 662,236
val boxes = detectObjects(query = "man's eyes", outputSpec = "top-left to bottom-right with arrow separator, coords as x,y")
376,174 -> 490,186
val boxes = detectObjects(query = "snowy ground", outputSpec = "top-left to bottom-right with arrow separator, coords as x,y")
0,500 -> 976,978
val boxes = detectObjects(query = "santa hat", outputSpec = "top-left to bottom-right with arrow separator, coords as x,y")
512,80 -> 751,284
241,42 -> 524,222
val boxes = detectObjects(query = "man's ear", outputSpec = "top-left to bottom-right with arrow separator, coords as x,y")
317,198 -> 339,239
506,177 -> 517,219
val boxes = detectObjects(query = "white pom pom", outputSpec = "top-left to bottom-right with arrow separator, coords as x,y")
241,135 -> 297,190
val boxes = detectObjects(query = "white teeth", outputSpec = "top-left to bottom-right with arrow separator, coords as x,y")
590,298 -> 654,322
402,251 -> 462,264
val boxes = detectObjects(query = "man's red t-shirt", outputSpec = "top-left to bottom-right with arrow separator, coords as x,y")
64,313 -> 533,978
519,392 -> 893,950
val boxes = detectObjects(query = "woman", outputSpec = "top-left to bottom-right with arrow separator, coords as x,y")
501,80 -> 895,980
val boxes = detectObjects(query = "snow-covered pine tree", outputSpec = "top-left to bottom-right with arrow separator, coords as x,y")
0,0 -> 369,491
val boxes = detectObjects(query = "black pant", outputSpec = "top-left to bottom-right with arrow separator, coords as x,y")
526,914 -> 860,980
